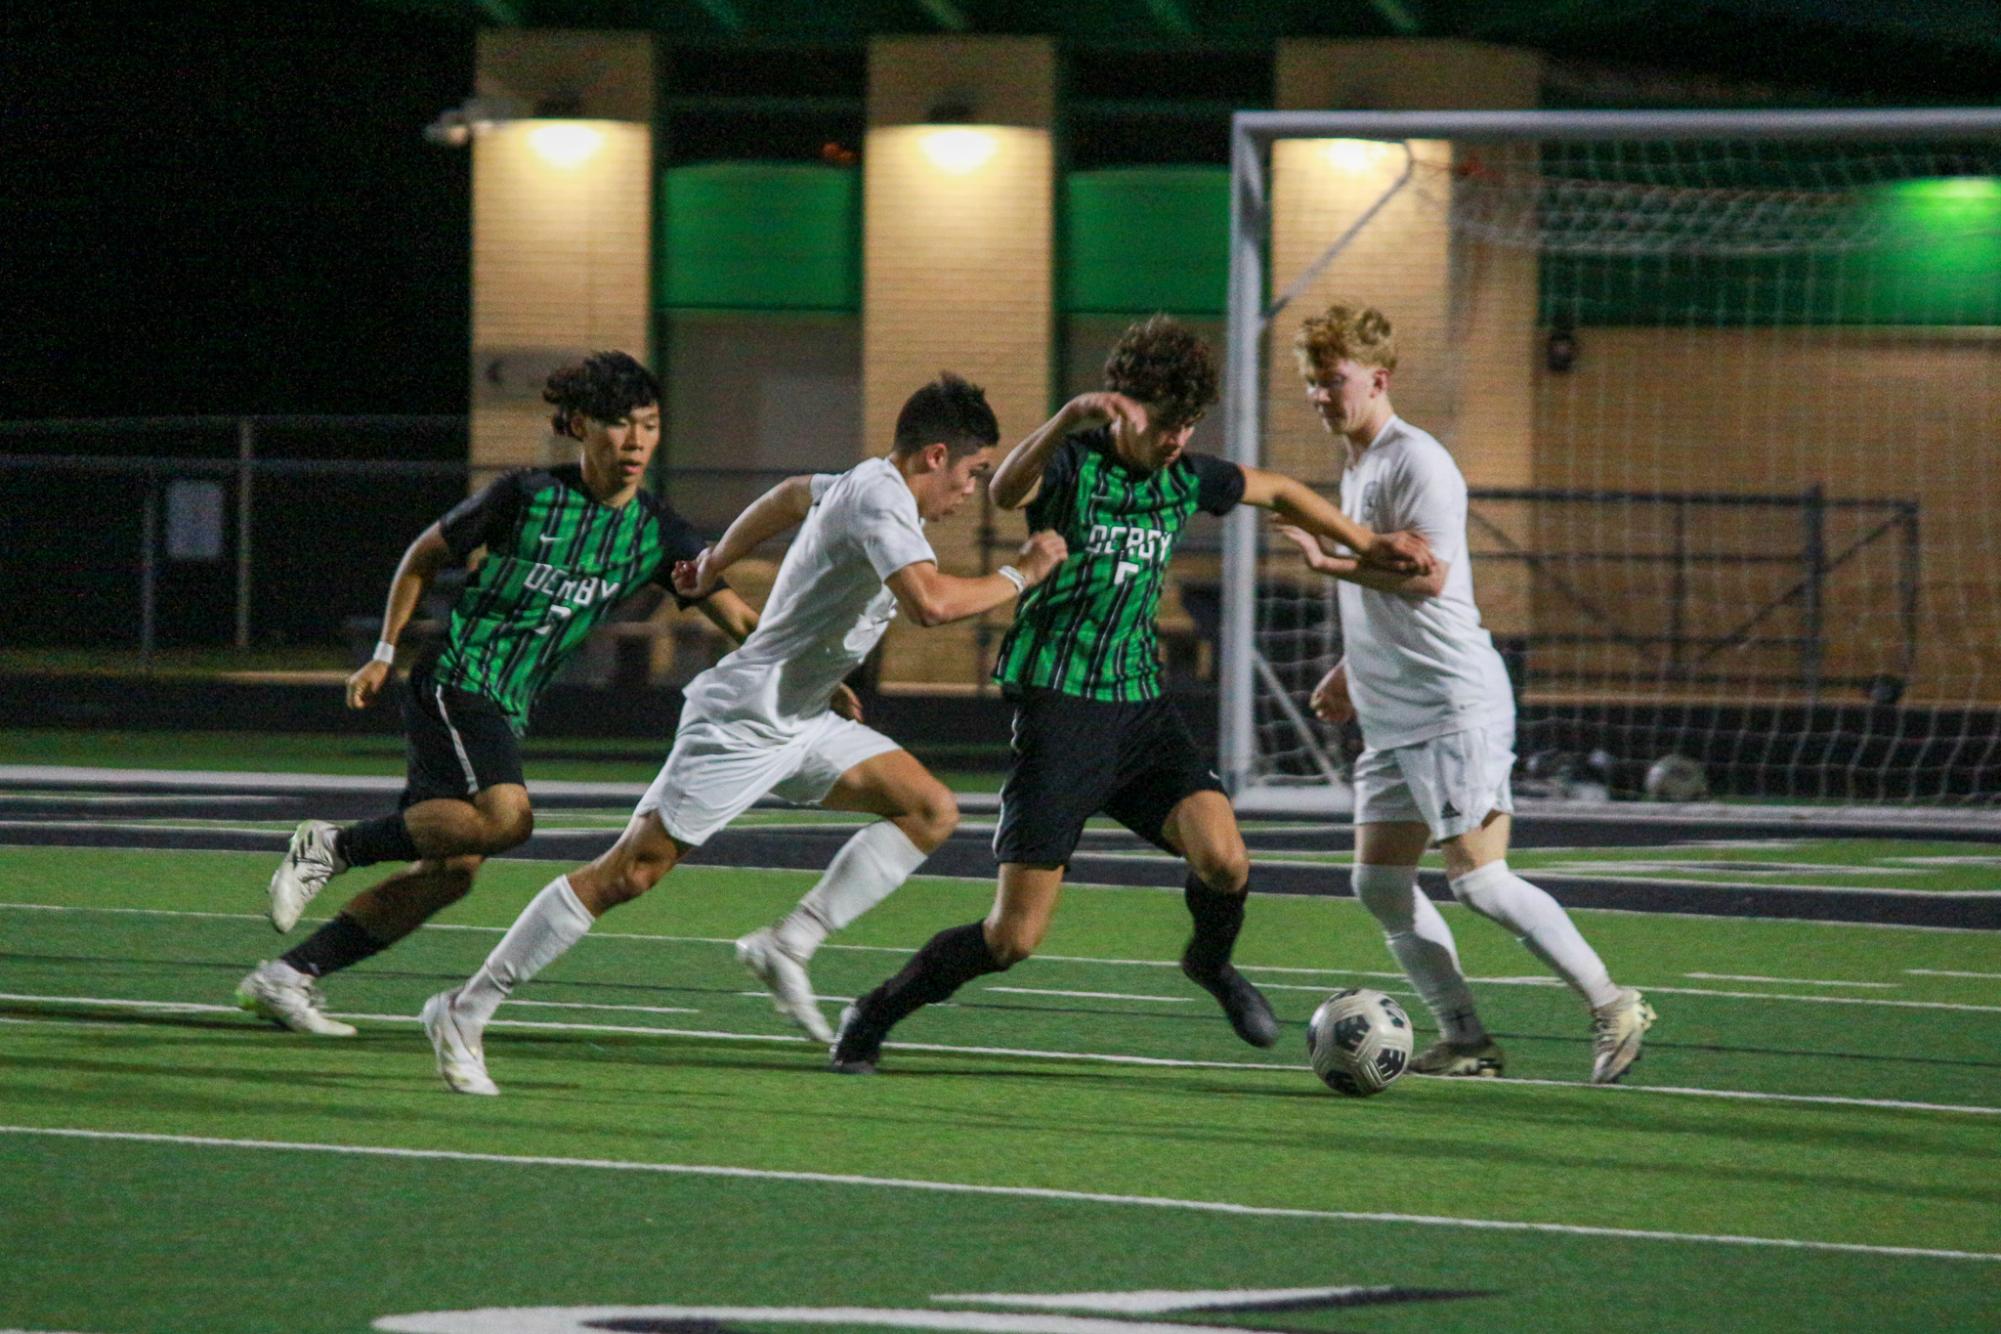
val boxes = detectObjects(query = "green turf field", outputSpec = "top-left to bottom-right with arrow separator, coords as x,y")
1,845 -> 1997,1333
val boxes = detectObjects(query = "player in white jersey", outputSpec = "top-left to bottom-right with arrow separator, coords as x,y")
418,373 -> 1068,1094
1276,303 -> 1655,1085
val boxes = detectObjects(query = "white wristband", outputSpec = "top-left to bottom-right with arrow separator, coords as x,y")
996,565 -> 1027,593
372,640 -> 396,665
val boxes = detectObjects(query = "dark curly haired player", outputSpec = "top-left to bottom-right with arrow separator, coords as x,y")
830,316 -> 1436,1071
235,351 -> 763,1037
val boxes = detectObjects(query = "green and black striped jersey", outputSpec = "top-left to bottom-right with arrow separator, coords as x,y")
430,465 -> 709,733
994,430 -> 1245,702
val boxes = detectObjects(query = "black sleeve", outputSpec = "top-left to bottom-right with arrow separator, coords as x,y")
1023,435 -> 1088,532
646,500 -> 728,608
438,471 -> 527,560
1186,452 -> 1247,516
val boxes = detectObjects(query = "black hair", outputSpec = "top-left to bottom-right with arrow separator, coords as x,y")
543,350 -> 662,436
1102,314 -> 1219,430
892,371 -> 1000,457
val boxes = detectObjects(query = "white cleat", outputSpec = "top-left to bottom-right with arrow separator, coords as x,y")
1590,988 -> 1657,1085
235,961 -> 357,1037
268,820 -> 347,933
735,927 -> 833,1043
421,989 -> 498,1096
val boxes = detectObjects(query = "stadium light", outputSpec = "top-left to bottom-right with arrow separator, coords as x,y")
528,122 -> 606,169
921,127 -> 1000,175
1322,138 -> 1391,173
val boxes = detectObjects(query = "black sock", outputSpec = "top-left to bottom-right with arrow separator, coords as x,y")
337,813 -> 420,869
861,921 -> 1008,1030
1182,873 -> 1246,977
280,913 -> 391,979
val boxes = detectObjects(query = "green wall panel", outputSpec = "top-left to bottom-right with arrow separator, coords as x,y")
1064,167 -> 1229,315
660,163 -> 859,311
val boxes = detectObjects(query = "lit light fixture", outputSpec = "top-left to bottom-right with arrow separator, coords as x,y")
921,127 -> 998,175
528,122 -> 606,169
1323,138 -> 1389,173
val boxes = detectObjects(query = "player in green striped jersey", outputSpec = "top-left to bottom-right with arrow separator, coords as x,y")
832,316 -> 1432,1072
237,351 -> 763,1037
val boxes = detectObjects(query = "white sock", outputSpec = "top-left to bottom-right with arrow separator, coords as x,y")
455,875 -> 596,1028
773,821 -> 928,961
1353,863 -> 1486,1044
1449,860 -> 1620,1010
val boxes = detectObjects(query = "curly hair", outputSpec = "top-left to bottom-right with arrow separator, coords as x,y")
893,371 -> 1000,457
1102,314 -> 1219,430
1293,304 -> 1398,376
543,350 -> 662,435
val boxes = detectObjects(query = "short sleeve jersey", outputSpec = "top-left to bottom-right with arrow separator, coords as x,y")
994,429 -> 1245,703
431,465 -> 710,734
1337,417 -> 1515,750
680,456 -> 936,734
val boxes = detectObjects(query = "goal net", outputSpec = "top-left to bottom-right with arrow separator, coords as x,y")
1220,110 -> 2001,813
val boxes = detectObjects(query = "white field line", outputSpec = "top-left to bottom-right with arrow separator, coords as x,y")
507,998 -> 700,1017
1683,973 -> 1899,988
984,988 -> 1193,1004
1908,968 -> 2001,979
3,1124 -> 1997,1265
4,990 -> 1997,1118
0,901 -> 1994,1013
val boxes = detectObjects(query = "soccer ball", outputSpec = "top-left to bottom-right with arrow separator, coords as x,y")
1644,753 -> 1709,802
1306,987 -> 1413,1097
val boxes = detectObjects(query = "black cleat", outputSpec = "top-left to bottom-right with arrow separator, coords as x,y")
828,1003 -> 885,1074
1181,956 -> 1280,1048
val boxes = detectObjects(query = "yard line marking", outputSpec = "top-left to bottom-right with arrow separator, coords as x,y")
1908,968 -> 2001,980
1683,973 -> 1898,989
4,1125 -> 1996,1265
508,999 -> 700,1017
984,988 -> 1193,1003
4,991 -> 1997,1117
1,902 -> 1996,1011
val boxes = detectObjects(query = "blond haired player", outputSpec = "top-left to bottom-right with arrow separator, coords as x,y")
1278,303 -> 1655,1084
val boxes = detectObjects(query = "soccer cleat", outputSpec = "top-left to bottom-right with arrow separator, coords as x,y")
1590,988 -> 1657,1085
420,989 -> 499,1096
268,820 -> 348,933
1410,1037 -> 1506,1078
828,1003 -> 885,1075
1180,956 -> 1281,1048
736,927 -> 834,1043
234,961 -> 357,1038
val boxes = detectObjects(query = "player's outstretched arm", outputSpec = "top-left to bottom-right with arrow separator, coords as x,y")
692,588 -> 760,644
1239,466 -> 1434,574
886,531 -> 1069,627
347,523 -> 457,710
989,392 -> 1146,510
1274,522 -> 1448,599
674,474 -> 821,600
1309,657 -> 1355,724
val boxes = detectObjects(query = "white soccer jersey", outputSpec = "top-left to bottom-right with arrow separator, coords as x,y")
1337,415 -> 1515,750
681,457 -> 935,734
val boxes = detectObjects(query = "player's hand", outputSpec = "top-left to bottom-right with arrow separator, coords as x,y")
346,659 -> 391,711
1363,529 -> 1434,574
1063,391 -> 1148,439
831,682 -> 864,722
673,546 -> 723,599
1014,530 -> 1069,585
1310,663 -> 1354,724
1272,521 -> 1348,574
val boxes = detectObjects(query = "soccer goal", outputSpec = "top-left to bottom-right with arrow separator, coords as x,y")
1220,108 -> 2001,814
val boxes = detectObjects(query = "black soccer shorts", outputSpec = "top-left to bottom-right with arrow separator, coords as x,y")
398,665 -> 527,808
991,686 -> 1226,868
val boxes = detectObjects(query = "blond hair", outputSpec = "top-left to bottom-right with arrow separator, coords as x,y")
1293,303 -> 1397,376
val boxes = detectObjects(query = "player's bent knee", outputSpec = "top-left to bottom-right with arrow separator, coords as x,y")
1192,849 -> 1251,895
436,854 -> 483,902
916,786 -> 959,846
984,927 -> 1036,967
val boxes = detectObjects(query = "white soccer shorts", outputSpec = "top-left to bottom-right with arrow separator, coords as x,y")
1351,721 -> 1516,843
637,711 -> 901,847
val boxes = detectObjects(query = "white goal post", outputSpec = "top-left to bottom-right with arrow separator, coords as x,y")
1220,108 -> 2001,815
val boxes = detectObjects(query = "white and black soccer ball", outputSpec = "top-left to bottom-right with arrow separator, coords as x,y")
1306,987 -> 1413,1097
1643,753 -> 1709,802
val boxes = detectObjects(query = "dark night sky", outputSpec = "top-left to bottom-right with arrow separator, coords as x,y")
3,1 -> 475,424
